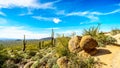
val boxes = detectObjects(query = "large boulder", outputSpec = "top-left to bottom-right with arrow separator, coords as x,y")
78,48 -> 98,56
57,56 -> 69,68
80,35 -> 98,51
68,36 -> 82,53
77,50 -> 90,58
85,48 -> 98,56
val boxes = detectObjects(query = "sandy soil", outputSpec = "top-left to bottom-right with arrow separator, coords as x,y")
112,34 -> 120,44
94,34 -> 120,68
94,45 -> 120,68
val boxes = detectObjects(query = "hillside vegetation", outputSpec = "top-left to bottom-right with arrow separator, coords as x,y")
0,25 -> 119,68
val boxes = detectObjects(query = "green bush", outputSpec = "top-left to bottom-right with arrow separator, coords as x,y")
2,63 -> 18,68
82,25 -> 99,38
111,28 -> 120,35
0,44 -> 5,50
0,50 -> 9,68
82,24 -> 117,47
0,54 -> 9,68
27,51 -> 36,57
55,35 -> 70,57
95,33 -> 117,46
68,54 -> 96,68
52,64 -> 59,68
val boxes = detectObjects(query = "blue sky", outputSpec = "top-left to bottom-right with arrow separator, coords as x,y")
0,0 -> 120,39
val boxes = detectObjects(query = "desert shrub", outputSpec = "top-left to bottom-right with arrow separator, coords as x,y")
2,59 -> 18,68
65,52 -> 96,68
0,54 -> 9,68
82,24 -> 117,47
2,63 -> 18,68
6,50 -> 23,64
47,57 -> 58,67
28,51 -> 36,56
31,60 -> 40,68
82,57 -> 95,68
111,28 -> 120,35
31,53 -> 43,61
0,44 -> 5,50
55,44 -> 69,57
74,57 -> 95,68
12,55 -> 23,64
0,50 -> 10,67
96,33 -> 116,45
42,40 -> 52,48
26,45 -> 38,51
55,35 -> 70,57
82,25 -> 99,38
52,64 -> 59,68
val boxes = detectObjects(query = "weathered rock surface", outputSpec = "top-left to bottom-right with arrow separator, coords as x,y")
86,48 -> 98,56
68,36 -> 82,53
57,56 -> 68,68
80,35 -> 98,51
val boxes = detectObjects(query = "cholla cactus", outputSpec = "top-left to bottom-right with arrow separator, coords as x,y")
23,35 -> 27,51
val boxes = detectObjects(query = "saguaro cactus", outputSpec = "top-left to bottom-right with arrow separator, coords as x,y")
51,28 -> 55,47
38,41 -> 43,49
23,35 -> 27,51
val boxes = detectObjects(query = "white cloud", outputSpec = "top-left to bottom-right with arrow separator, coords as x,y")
0,0 -> 59,9
86,15 -> 99,22
66,9 -> 120,24
66,11 -> 89,16
19,8 -> 33,16
32,16 -> 61,24
104,9 -> 120,15
0,26 -> 50,39
53,18 -> 61,24
67,11 -> 100,22
0,18 -> 8,24
0,11 -> 6,16
32,16 -> 52,21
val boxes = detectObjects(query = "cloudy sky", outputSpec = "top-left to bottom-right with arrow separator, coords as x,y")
0,0 -> 120,39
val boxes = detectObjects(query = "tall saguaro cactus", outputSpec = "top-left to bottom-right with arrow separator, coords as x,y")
51,28 -> 55,47
38,41 -> 43,49
23,35 -> 27,51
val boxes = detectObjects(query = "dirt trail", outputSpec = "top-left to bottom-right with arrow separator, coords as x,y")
94,45 -> 120,68
93,33 -> 120,68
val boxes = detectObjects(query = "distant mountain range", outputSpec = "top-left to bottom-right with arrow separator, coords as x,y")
0,37 -> 52,41
39,37 -> 52,41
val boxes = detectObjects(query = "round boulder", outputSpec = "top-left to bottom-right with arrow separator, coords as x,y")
86,48 -> 98,56
80,35 -> 98,51
68,36 -> 82,53
57,56 -> 68,68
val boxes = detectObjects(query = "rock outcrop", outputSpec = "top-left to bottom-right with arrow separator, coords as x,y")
68,36 -> 82,53
80,35 -> 98,50
80,35 -> 98,56
68,35 -> 98,56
